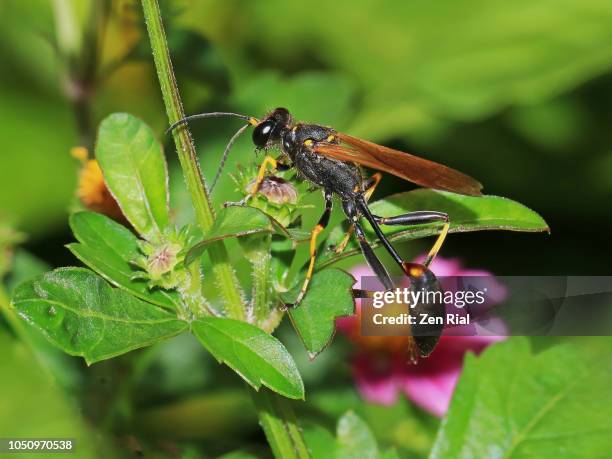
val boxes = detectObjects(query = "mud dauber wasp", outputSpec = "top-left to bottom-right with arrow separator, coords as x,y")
169,108 -> 482,357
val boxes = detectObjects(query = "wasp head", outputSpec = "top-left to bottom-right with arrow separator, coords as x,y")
252,107 -> 292,148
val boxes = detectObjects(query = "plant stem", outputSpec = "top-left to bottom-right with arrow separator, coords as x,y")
141,0 -> 244,320
248,234 -> 283,333
245,234 -> 270,319
251,248 -> 271,319
251,388 -> 311,459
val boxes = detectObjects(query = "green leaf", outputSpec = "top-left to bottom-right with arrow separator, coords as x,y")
286,269 -> 355,358
304,411 -> 397,459
318,190 -> 549,269
303,423 -> 339,459
192,317 -> 304,399
185,206 -> 291,265
68,211 -> 181,310
12,268 -> 187,365
310,389 -> 438,457
336,411 -> 379,459
96,113 -> 170,240
304,410 -> 388,459
430,338 -> 612,459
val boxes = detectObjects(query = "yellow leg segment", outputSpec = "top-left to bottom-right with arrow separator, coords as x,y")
294,224 -> 325,304
250,156 -> 277,197
423,221 -> 450,268
363,172 -> 382,201
334,225 -> 355,254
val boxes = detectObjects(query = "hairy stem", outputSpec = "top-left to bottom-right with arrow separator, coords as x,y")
251,388 -> 311,459
141,0 -> 244,319
244,234 -> 270,321
249,236 -> 283,333
251,248 -> 271,320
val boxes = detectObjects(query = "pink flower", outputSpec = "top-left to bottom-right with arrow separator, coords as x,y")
337,256 -> 507,417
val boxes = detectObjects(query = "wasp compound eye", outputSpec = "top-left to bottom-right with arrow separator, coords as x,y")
252,119 -> 276,148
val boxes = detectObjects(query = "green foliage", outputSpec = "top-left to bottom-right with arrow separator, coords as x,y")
192,317 -> 304,399
1,249 -> 81,391
232,72 -> 357,129
218,451 -> 260,459
190,0 -> 612,139
0,88 -> 77,234
185,206 -> 281,265
137,388 -> 257,441
0,330 -> 103,458
319,190 -> 549,269
303,411 -> 399,459
12,268 -> 187,365
0,222 -> 25,278
96,113 -> 170,241
309,389 -> 439,458
286,269 -> 355,358
68,211 -> 181,310
336,411 -> 379,459
429,338 -> 612,458
303,424 -> 338,459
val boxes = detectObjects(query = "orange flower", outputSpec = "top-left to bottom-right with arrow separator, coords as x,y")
72,147 -> 124,221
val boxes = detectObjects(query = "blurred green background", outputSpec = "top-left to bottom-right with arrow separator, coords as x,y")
1,0 -> 612,457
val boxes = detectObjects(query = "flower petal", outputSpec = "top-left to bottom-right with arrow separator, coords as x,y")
352,353 -> 401,405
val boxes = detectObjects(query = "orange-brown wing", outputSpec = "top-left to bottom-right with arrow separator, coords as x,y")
314,132 -> 483,196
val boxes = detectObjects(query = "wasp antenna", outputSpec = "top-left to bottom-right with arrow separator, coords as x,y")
210,123 -> 251,195
166,112 -> 258,135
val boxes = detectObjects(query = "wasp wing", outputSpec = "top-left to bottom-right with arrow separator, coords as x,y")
314,133 -> 483,196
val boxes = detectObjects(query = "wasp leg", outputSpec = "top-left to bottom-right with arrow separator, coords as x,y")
291,190 -> 333,306
374,210 -> 447,226
333,226 -> 355,254
342,198 -> 394,291
362,172 -> 383,201
333,173 -> 382,254
373,211 -> 450,268
353,220 -> 394,291
252,156 -> 278,195
225,155 -> 288,207
358,198 -> 449,274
